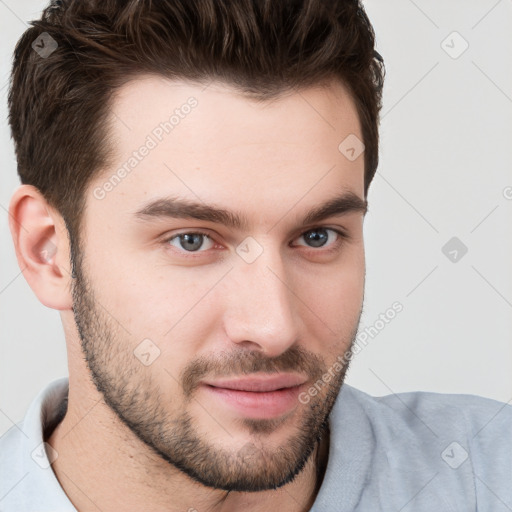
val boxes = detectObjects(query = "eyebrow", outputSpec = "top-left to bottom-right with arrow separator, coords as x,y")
134,191 -> 367,230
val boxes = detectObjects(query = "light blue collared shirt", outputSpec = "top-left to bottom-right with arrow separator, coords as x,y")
1,377 -> 511,511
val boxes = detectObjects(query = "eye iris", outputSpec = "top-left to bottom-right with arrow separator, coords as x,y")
180,233 -> 204,251
304,229 -> 328,248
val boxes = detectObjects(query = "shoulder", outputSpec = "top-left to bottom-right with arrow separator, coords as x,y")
0,419 -> 26,476
339,383 -> 512,459
343,383 -> 512,434
334,384 -> 512,510
0,411 -> 34,508
0,378 -> 75,511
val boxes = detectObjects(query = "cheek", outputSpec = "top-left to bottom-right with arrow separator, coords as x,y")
292,255 -> 364,349
321,266 -> 364,315
90,252 -> 226,352
297,248 -> 364,308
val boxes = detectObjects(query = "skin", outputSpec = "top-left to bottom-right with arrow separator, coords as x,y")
9,76 -> 366,512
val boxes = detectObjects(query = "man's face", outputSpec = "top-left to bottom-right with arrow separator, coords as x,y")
72,77 -> 366,491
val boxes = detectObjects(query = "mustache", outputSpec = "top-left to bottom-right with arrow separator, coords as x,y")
180,345 -> 327,398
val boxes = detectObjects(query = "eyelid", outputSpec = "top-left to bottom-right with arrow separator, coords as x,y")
162,226 -> 350,255
164,229 -> 217,254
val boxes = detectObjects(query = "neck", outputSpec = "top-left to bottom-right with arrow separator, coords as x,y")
46,379 -> 329,512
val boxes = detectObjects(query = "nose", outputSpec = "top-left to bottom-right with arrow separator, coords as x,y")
222,245 -> 300,357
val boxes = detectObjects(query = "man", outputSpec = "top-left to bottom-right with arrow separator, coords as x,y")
1,0 -> 511,511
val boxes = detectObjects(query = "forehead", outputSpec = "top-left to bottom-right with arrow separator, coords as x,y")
86,75 -> 365,228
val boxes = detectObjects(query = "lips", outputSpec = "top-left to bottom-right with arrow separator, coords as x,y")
202,373 -> 307,392
200,373 -> 308,419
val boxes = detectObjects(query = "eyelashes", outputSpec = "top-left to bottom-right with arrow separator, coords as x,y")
163,227 -> 349,256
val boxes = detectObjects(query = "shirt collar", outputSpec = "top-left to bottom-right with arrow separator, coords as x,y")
18,377 -> 76,511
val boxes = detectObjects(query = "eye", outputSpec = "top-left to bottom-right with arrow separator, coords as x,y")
163,227 -> 348,256
166,231 -> 215,253
293,227 -> 346,249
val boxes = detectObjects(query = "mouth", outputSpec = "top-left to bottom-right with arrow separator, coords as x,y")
202,373 -> 308,392
200,373 -> 308,419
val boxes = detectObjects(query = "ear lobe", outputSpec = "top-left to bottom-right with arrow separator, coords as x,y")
8,184 -> 73,311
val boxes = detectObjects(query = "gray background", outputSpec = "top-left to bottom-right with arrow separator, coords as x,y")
1,0 -> 511,437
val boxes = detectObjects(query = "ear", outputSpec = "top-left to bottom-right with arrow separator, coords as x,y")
8,184 -> 73,310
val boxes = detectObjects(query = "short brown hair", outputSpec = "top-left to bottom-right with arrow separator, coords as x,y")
8,0 -> 385,254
